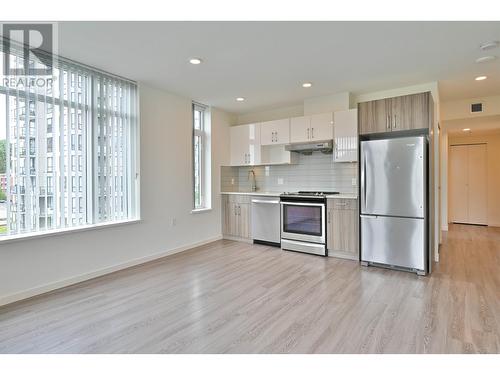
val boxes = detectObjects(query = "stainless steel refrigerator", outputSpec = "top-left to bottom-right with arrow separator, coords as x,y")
360,136 -> 428,275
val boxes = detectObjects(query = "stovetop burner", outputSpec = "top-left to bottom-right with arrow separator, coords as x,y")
281,191 -> 340,197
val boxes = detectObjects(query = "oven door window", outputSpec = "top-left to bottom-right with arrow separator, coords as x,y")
283,204 -> 323,237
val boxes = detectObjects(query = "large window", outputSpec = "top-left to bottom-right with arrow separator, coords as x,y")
192,102 -> 210,210
0,40 -> 139,238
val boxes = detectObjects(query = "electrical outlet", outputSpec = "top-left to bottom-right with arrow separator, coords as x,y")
351,178 -> 357,186
277,178 -> 284,185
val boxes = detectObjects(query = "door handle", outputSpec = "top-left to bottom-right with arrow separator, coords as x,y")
252,199 -> 279,204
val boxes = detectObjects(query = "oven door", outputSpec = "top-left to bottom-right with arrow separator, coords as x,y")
280,201 -> 325,244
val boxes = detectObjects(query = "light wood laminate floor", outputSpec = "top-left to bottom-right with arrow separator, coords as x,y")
0,224 -> 499,353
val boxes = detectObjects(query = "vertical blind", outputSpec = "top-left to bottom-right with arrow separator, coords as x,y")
0,40 -> 138,237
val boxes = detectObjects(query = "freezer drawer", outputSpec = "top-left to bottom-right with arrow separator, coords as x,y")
361,215 -> 426,272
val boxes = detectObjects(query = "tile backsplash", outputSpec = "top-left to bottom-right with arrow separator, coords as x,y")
221,152 -> 358,193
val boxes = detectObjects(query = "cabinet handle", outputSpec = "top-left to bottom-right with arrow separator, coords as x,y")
307,128 -> 310,139
238,205 -> 241,215
311,127 -> 314,139
386,115 -> 390,130
275,131 -> 278,143
328,211 -> 331,223
393,114 -> 397,129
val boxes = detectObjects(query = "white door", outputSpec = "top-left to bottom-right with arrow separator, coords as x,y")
468,144 -> 487,225
230,125 -> 249,166
290,116 -> 310,143
449,144 -> 487,225
246,123 -> 261,165
449,145 -> 468,223
230,123 -> 261,166
260,119 -> 290,145
310,113 -> 333,141
333,109 -> 358,162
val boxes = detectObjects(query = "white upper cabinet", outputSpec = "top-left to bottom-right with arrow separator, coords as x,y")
290,113 -> 333,143
230,123 -> 261,166
310,112 -> 334,141
290,116 -> 311,143
260,118 -> 290,145
333,109 -> 358,162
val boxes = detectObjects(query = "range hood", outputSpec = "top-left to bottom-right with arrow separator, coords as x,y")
285,140 -> 333,155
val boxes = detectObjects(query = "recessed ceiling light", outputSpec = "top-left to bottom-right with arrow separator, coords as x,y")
236,97 -> 245,102
475,76 -> 487,81
189,58 -> 202,65
475,55 -> 497,63
480,41 -> 499,51
302,82 -> 313,88
463,128 -> 471,132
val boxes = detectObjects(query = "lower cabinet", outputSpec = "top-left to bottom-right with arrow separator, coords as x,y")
222,195 -> 251,240
327,198 -> 359,260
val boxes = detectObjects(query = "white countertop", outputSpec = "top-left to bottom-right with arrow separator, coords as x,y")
221,191 -> 358,199
326,194 -> 358,199
221,191 -> 282,197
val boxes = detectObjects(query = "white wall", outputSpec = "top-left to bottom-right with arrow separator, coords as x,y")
236,104 -> 303,125
441,109 -> 500,231
441,94 -> 500,121
0,83 -> 233,306
303,92 -> 350,114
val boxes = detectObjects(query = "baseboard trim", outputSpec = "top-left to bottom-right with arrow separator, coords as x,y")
0,235 -> 223,308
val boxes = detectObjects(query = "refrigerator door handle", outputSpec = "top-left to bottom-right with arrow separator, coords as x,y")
361,148 -> 367,213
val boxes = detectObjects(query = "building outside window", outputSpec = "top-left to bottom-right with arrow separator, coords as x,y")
192,102 -> 211,210
0,42 -> 139,238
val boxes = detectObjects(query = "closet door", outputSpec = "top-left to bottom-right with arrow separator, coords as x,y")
468,144 -> 487,225
449,145 -> 469,224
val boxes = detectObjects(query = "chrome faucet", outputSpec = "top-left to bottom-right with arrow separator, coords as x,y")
248,169 -> 257,192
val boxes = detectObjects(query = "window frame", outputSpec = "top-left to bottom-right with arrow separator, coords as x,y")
0,41 -> 141,242
192,102 -> 210,211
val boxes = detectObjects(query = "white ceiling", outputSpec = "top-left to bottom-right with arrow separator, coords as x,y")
444,115 -> 500,134
58,21 -> 500,114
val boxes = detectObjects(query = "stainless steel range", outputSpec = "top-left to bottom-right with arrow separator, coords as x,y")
280,191 -> 339,256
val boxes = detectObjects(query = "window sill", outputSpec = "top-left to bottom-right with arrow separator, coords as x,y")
0,218 -> 142,245
190,208 -> 212,214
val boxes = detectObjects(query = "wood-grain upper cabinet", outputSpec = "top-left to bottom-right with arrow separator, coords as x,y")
358,92 -> 431,135
327,198 -> 359,260
358,99 -> 391,135
230,123 -> 261,166
391,92 -> 430,131
260,118 -> 290,145
222,195 -> 251,239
